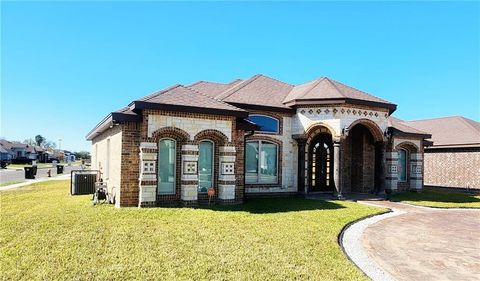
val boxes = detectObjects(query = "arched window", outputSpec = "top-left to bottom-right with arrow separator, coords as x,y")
246,140 -> 278,184
248,115 -> 279,134
158,139 -> 176,194
398,149 -> 407,182
198,140 -> 214,193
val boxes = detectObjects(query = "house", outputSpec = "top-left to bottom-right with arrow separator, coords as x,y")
63,150 -> 76,162
87,74 -> 432,208
404,116 -> 480,189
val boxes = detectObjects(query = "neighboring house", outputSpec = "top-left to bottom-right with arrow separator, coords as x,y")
87,74 -> 432,208
63,150 -> 76,162
405,116 -> 480,189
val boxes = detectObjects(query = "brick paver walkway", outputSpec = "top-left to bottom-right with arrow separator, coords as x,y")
359,201 -> 480,281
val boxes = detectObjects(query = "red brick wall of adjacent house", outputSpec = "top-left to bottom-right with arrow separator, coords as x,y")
424,148 -> 480,189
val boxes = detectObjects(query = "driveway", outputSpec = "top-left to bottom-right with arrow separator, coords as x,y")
343,200 -> 480,281
0,165 -> 81,184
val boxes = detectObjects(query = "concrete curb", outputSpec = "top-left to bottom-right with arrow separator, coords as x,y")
0,175 -> 70,191
339,203 -> 405,281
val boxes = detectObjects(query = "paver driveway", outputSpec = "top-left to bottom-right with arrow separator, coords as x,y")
359,201 -> 480,281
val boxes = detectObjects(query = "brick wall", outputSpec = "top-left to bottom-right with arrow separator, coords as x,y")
119,122 -> 141,207
424,148 -> 480,189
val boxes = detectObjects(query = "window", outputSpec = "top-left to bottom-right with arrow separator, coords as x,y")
248,115 -> 279,133
398,149 -> 407,182
198,141 -> 214,193
246,140 -> 278,184
158,139 -> 176,194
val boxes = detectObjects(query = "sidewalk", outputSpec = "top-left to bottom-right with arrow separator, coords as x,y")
0,174 -> 70,191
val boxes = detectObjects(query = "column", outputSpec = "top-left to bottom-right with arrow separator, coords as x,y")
374,141 -> 386,194
218,145 -> 237,203
181,144 -> 199,205
295,137 -> 307,194
333,141 -> 343,199
138,142 -> 158,208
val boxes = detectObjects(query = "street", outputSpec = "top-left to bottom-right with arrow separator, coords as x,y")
0,165 -> 81,185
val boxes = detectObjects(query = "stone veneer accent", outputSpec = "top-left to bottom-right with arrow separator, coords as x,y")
138,142 -> 158,207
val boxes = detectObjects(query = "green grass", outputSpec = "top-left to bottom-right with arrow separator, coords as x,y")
390,188 -> 480,208
0,180 -> 24,187
0,181 -> 384,280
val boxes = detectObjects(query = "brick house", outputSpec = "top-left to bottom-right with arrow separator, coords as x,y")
87,74 -> 432,207
405,116 -> 480,189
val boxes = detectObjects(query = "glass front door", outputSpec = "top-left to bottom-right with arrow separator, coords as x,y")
308,134 -> 334,192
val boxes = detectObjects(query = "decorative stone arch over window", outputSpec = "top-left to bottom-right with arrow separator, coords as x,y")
346,118 -> 384,142
395,141 -> 422,191
245,135 -> 283,187
149,126 -> 191,204
194,129 -> 228,145
151,126 -> 190,143
193,129 -> 231,203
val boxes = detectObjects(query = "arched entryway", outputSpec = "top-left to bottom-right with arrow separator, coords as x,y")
308,133 -> 334,192
343,120 -> 385,193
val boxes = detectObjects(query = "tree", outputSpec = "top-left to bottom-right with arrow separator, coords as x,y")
23,138 -> 35,146
74,151 -> 91,159
44,140 -> 57,149
35,135 -> 46,147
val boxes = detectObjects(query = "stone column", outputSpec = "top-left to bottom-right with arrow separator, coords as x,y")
333,141 -> 343,199
374,141 -> 386,195
409,153 -> 423,191
181,144 -> 199,205
294,136 -> 307,194
138,142 -> 158,208
218,145 -> 237,204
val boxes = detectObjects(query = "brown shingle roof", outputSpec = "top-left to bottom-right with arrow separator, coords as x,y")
284,77 -> 394,106
187,79 -> 243,98
136,84 -> 247,114
405,116 -> 480,147
388,116 -> 430,136
215,74 -> 294,109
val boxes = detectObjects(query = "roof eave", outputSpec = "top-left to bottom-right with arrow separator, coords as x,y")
132,100 -> 248,118
86,112 -> 142,141
227,102 -> 295,114
284,98 -> 397,114
388,127 -> 432,139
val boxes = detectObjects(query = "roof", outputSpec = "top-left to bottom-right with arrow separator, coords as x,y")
0,140 -> 27,149
134,84 -> 246,115
214,74 -> 294,110
388,116 -> 431,137
87,73 -> 398,140
283,77 -> 396,112
405,116 -> 480,147
0,145 -> 8,154
188,79 -> 243,98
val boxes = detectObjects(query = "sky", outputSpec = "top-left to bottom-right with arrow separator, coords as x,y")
1,1 -> 479,152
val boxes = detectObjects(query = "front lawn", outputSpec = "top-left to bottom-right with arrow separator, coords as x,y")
390,188 -> 480,208
0,181 -> 383,280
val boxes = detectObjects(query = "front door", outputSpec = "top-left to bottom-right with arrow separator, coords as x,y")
308,134 -> 334,192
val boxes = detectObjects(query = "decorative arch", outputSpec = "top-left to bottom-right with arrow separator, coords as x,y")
194,129 -> 228,145
151,126 -> 190,142
305,122 -> 337,138
346,119 -> 384,142
395,141 -> 419,153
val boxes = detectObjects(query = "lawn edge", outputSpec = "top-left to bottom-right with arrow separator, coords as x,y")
337,206 -> 392,280
389,201 -> 480,210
